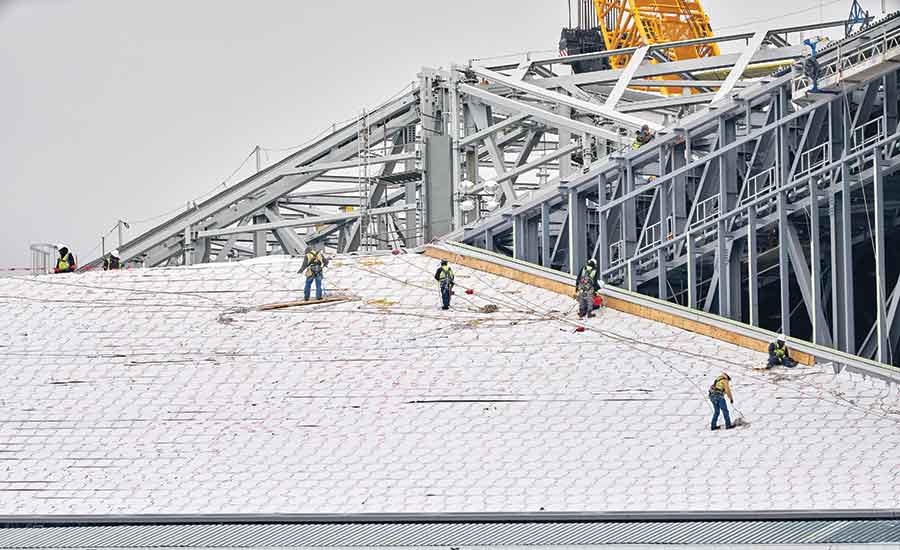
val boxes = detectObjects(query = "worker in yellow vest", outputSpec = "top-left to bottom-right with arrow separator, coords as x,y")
767,333 -> 797,368
708,372 -> 735,431
433,259 -> 455,310
298,247 -> 328,301
54,245 -> 77,274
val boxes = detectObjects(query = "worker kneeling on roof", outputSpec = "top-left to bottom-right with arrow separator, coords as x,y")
54,245 -> 77,274
575,258 -> 603,319
767,333 -> 797,368
434,259 -> 455,310
103,249 -> 121,271
298,247 -> 328,301
708,372 -> 735,431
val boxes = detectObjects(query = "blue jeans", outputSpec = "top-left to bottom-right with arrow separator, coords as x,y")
304,274 -> 323,301
441,284 -> 451,309
710,394 -> 732,429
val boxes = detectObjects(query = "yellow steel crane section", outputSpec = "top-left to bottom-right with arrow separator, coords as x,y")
592,0 -> 720,94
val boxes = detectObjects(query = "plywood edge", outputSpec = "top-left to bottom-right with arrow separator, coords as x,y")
423,246 -> 814,366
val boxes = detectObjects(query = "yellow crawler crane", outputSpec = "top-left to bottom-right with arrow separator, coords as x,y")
592,0 -> 719,94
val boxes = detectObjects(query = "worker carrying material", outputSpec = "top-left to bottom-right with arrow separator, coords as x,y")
575,258 -> 602,319
103,249 -> 121,271
298,247 -> 329,301
54,245 -> 77,274
632,125 -> 654,149
767,333 -> 797,368
433,259 -> 455,310
708,372 -> 735,431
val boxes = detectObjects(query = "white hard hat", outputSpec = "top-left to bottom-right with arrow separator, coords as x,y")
110,249 -> 120,257
777,333 -> 787,342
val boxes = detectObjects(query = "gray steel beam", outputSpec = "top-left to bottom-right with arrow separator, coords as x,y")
296,153 -> 417,174
605,45 -> 649,110
197,204 -> 412,238
460,84 -> 622,140
469,66 -> 662,132
711,31 -> 767,104
784,218 -> 833,347
460,113 -> 530,148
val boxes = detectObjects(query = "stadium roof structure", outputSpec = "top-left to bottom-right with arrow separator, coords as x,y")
0,244 -> 898,547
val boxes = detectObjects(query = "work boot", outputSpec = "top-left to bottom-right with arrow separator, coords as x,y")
710,426 -> 720,431
725,424 -> 735,430
442,306 -> 449,310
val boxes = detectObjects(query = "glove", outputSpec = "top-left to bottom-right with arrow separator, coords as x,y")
730,399 -> 734,404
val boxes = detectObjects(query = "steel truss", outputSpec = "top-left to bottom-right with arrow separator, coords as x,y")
454,12 -> 900,366
89,11 -> 900,365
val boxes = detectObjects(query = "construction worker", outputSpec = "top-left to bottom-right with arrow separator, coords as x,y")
103,249 -> 121,271
575,258 -> 601,319
298,247 -> 328,301
54,245 -> 77,273
767,333 -> 797,368
434,259 -> 455,310
631,124 -> 654,149
708,372 -> 735,431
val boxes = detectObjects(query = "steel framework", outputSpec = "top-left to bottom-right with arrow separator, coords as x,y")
84,11 -> 900,366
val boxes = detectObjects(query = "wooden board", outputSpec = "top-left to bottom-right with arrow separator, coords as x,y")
423,246 -> 815,366
257,295 -> 351,311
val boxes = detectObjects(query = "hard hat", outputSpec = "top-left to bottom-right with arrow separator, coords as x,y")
777,333 -> 787,342
721,372 -> 731,380
587,258 -> 597,266
55,243 -> 64,249
110,249 -> 119,257
440,259 -> 448,265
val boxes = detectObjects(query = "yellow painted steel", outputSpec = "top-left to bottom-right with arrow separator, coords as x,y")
593,0 -> 719,94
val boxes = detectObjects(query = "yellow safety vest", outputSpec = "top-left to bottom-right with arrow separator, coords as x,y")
438,266 -> 454,281
57,256 -> 70,271
711,375 -> 729,394
305,252 -> 325,277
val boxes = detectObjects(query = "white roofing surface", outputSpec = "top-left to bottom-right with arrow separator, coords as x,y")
0,252 -> 897,515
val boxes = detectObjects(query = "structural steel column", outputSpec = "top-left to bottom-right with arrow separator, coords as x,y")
874,149 -> 889,363
747,207 -> 759,326
840,161 -> 856,351
568,190 -> 587,275
541,203 -> 551,267
596,175 -> 609,273
777,87 -> 791,335
809,176 -> 824,345
252,214 -> 267,258
687,234 -> 697,310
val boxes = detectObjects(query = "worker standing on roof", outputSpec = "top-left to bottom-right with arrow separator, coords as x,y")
298,247 -> 329,302
708,372 -> 735,431
434,259 -> 455,310
767,333 -> 797,368
103,249 -> 121,271
54,245 -> 76,274
575,258 -> 601,319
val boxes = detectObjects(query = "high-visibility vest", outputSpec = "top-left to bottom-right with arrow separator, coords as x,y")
710,375 -> 729,395
57,255 -> 70,271
305,252 -> 325,277
438,266 -> 454,281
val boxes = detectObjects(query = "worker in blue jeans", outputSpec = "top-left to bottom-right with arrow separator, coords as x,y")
708,372 -> 735,431
298,247 -> 329,301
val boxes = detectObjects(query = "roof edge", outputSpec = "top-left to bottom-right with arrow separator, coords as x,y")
3,509 -> 899,527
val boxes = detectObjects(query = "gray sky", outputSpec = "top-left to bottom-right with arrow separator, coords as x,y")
1,0 -> 892,268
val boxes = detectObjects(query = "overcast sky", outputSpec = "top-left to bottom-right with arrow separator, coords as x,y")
1,0 -> 894,268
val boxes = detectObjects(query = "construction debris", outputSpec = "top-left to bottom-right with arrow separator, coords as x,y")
257,295 -> 352,311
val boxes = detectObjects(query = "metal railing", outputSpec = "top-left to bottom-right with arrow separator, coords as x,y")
609,240 -> 626,263
690,195 -> 719,229
795,142 -> 830,178
852,117 -> 885,152
740,166 -> 778,205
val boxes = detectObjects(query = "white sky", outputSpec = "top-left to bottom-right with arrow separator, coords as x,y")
1,0 -> 895,267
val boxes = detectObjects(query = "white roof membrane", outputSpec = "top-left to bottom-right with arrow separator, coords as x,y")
0,253 -> 897,515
